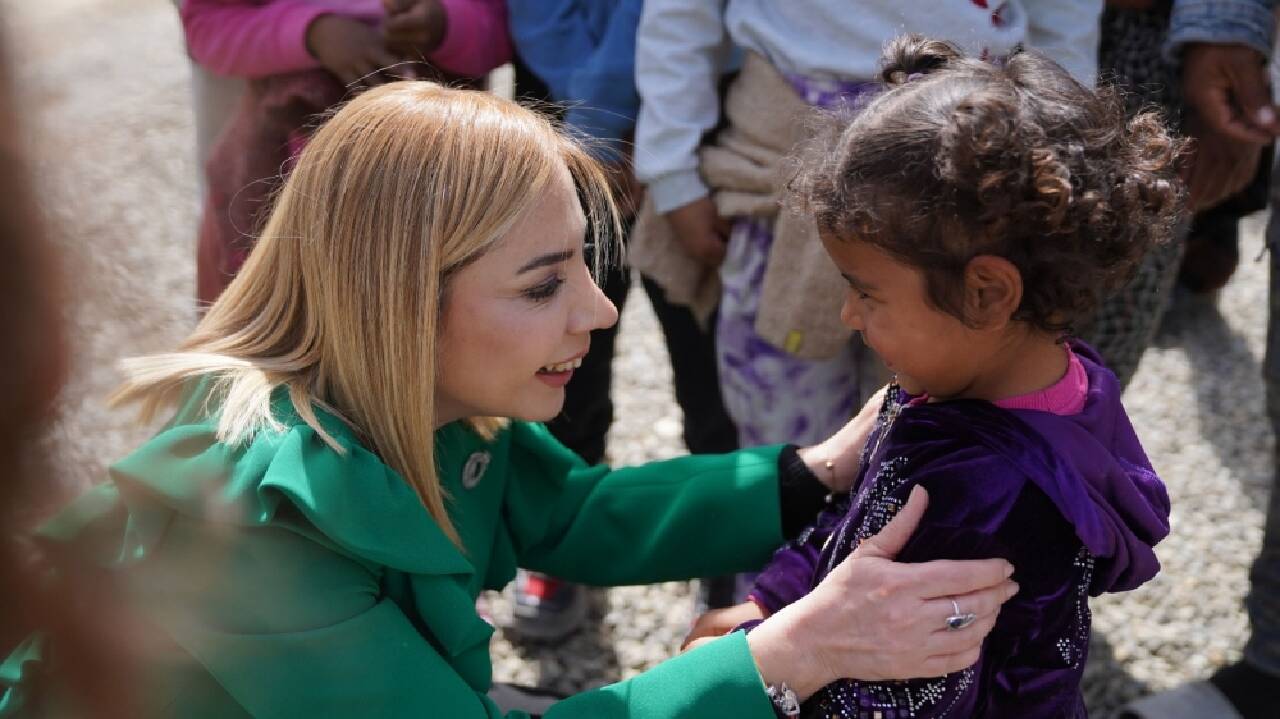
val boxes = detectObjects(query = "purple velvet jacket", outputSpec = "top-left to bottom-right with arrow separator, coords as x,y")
750,343 -> 1170,718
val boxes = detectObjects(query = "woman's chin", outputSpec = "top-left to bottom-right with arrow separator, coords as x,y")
505,394 -> 566,424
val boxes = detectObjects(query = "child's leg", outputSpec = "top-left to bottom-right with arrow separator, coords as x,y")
545,261 -> 630,465
716,218 -> 860,447
640,274 -> 739,609
639,275 -> 738,455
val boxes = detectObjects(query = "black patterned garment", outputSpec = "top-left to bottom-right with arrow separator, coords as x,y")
1079,2 -> 1186,389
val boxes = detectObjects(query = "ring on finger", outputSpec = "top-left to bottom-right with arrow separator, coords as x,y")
945,598 -> 977,631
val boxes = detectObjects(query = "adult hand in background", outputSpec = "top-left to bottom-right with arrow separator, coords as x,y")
1183,43 -> 1278,144
1183,116 -> 1264,211
664,196 -> 731,268
1181,43 -> 1277,210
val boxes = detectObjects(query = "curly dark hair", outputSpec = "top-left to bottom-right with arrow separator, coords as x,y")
789,35 -> 1187,333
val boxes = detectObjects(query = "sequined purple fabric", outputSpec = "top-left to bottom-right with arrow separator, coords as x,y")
750,342 -> 1170,718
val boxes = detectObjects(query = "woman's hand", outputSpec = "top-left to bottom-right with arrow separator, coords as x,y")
681,601 -> 765,651
746,487 -> 1018,700
798,385 -> 888,493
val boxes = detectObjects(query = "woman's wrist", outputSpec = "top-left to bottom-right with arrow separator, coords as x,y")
745,609 -> 829,701
796,443 -> 840,491
776,445 -> 831,539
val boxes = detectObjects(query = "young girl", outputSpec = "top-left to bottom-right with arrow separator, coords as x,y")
0,80 -> 1020,718
688,37 -> 1179,717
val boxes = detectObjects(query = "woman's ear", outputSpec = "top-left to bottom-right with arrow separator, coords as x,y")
963,255 -> 1023,330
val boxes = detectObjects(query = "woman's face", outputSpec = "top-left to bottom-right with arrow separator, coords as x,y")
436,167 -> 618,425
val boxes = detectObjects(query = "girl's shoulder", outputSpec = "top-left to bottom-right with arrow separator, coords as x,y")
856,398 -> 1070,535
883,397 -> 1056,481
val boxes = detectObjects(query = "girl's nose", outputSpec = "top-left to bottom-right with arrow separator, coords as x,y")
840,294 -> 864,331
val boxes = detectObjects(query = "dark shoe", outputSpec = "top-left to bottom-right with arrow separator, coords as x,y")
1208,660 -> 1280,719
509,571 -> 588,642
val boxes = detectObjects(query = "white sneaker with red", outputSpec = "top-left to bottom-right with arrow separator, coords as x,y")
509,570 -> 589,641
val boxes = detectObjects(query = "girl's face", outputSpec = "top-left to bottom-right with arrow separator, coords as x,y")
821,235 -> 993,400
436,168 -> 618,425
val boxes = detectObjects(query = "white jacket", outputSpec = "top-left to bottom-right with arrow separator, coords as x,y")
634,0 -> 1104,213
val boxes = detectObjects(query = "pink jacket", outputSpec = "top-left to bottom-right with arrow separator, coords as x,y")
181,0 -> 511,79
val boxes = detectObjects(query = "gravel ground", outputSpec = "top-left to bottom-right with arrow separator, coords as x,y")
5,2 -> 1273,716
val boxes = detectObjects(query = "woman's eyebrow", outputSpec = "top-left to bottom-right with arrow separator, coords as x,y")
517,249 -> 576,274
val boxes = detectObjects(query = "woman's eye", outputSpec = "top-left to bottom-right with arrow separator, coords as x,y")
523,276 -> 565,302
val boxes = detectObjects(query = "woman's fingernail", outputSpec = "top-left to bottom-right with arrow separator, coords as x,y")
1004,563 -> 1015,578
1257,106 -> 1276,126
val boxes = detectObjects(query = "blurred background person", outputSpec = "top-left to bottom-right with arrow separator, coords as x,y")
1122,0 -> 1280,717
176,0 -> 510,306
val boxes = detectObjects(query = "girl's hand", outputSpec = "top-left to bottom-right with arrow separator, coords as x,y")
382,0 -> 448,59
746,487 -> 1018,699
681,601 -> 765,651
798,384 -> 887,493
306,15 -> 401,86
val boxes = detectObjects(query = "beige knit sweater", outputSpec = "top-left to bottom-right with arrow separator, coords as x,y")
629,52 -> 850,360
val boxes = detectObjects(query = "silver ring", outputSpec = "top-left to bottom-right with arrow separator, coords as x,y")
945,599 -> 977,631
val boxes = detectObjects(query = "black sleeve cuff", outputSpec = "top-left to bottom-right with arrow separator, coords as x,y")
777,444 -> 831,540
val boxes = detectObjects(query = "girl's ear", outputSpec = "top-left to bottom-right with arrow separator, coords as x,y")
963,255 -> 1023,330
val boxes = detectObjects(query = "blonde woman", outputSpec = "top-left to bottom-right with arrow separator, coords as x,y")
0,82 -> 1017,718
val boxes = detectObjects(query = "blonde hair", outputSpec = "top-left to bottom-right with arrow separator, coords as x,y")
112,82 -> 621,545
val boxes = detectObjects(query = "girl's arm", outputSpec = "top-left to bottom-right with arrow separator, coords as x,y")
180,0 -> 333,78
427,0 -> 512,77
747,497 -> 846,614
1023,0 -> 1105,85
801,446 -> 1092,717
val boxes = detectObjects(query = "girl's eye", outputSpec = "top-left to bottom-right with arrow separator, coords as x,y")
523,276 -> 565,302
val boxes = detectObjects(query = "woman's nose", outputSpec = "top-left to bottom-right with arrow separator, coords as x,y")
570,273 -> 619,334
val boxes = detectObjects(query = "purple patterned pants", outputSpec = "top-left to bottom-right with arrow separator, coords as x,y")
716,74 -> 879,447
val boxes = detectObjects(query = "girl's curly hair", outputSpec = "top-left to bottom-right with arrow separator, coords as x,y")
789,35 -> 1187,333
